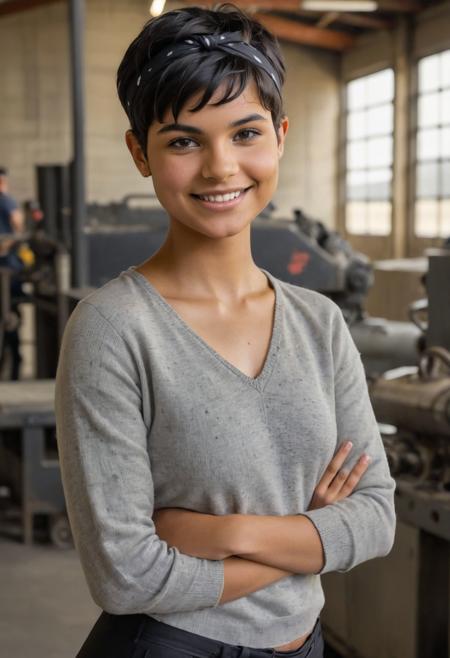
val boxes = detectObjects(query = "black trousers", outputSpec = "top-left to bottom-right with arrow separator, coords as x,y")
77,611 -> 324,658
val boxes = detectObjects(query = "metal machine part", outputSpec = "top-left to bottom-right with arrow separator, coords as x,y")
426,249 -> 450,352
323,251 -> 450,658
350,318 -> 422,376
370,348 -> 450,438
369,344 -> 450,540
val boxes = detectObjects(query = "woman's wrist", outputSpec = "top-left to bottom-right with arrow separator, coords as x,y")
226,513 -> 263,556
232,513 -> 325,574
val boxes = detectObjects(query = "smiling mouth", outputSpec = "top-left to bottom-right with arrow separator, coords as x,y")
191,186 -> 252,203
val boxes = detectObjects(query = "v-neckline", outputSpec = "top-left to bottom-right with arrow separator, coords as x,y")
127,265 -> 282,390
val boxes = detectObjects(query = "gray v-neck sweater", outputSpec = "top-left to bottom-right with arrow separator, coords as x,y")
55,266 -> 396,648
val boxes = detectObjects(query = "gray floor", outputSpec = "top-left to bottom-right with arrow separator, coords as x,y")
0,535 -> 343,658
0,538 -> 99,658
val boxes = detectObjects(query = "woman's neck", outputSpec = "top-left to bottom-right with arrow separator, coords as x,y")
138,223 -> 266,301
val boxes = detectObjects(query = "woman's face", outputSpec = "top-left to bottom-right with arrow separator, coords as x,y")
128,80 -> 288,240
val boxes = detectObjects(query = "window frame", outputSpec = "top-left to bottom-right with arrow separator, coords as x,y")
342,66 -> 396,238
411,47 -> 450,242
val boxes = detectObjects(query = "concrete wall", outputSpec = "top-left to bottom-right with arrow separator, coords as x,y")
0,2 -> 71,201
84,0 -> 155,203
0,0 -> 340,227
274,43 -> 339,224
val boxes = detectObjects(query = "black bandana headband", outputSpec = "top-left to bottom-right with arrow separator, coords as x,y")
127,31 -> 282,110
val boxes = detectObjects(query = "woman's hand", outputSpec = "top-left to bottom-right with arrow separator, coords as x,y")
152,507 -> 236,560
307,441 -> 371,511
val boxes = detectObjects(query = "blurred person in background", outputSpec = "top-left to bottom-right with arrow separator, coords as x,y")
0,167 -> 24,379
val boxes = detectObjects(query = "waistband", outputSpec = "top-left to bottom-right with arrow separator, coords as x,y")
131,613 -> 322,658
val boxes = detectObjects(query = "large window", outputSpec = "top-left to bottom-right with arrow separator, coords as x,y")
415,50 -> 450,238
345,69 -> 394,236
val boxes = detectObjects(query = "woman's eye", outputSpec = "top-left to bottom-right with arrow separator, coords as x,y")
169,137 -> 198,149
234,129 -> 261,142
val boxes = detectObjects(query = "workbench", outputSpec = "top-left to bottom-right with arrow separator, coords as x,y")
0,379 -> 70,546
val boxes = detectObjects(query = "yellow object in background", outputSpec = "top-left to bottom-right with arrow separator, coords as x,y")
17,243 -> 35,267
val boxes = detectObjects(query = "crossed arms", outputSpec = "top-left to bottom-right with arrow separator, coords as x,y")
153,441 -> 371,605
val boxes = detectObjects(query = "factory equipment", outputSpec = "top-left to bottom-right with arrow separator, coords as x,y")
322,250 -> 450,658
0,380 -> 71,548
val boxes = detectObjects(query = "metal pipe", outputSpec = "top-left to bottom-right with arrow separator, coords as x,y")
68,0 -> 88,287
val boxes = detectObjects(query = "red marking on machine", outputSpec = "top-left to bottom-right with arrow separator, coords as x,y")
288,250 -> 310,275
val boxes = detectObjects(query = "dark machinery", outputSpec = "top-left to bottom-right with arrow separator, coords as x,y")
84,202 -> 374,323
371,251 -> 450,496
322,250 -> 450,658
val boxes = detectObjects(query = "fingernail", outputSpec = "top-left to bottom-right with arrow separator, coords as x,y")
362,454 -> 371,464
345,441 -> 353,450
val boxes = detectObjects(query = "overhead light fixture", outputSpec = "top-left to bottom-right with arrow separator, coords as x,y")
302,0 -> 377,10
150,0 -> 166,17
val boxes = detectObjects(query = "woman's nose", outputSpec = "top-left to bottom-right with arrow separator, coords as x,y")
201,144 -> 239,181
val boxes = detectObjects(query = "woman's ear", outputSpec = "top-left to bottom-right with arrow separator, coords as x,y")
125,130 -> 151,177
277,116 -> 289,159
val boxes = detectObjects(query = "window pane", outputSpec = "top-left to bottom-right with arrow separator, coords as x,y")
416,161 -> 439,197
348,77 -> 366,110
417,128 -> 440,160
442,90 -> 450,125
368,136 -> 392,168
443,127 -> 450,158
418,92 -> 440,128
367,69 -> 394,105
441,51 -> 450,89
367,201 -> 391,235
347,170 -> 367,200
367,169 -> 391,200
347,140 -> 367,169
442,160 -> 450,196
346,201 -> 367,234
418,53 -> 441,93
441,200 -> 450,236
415,199 -> 439,237
367,104 -> 393,136
347,110 -> 366,140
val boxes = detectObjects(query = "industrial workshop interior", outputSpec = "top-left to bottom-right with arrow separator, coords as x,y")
1,0 -> 450,656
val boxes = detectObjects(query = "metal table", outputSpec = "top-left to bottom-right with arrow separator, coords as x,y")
0,380 -> 68,545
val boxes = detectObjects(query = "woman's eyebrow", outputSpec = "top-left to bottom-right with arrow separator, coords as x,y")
157,113 -> 267,135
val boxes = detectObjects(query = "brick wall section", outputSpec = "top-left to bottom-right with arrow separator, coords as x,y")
0,2 -> 71,201
277,42 -> 339,224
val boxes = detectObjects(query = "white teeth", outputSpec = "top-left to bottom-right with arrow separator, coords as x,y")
198,190 -> 242,202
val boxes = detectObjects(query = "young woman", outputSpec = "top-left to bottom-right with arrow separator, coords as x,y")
55,5 -> 396,657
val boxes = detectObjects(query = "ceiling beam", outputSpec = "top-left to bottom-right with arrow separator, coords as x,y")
180,0 -> 422,12
180,0 -> 422,14
299,0 -> 420,9
375,0 -> 421,10
337,11 -> 394,28
179,4 -> 356,51
180,0 -> 301,9
0,0 -> 60,17
316,11 -> 339,28
254,12 -> 356,51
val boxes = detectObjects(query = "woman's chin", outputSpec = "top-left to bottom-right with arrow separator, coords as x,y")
170,215 -> 253,240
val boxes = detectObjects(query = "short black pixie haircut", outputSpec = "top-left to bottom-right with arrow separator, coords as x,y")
116,4 -> 285,156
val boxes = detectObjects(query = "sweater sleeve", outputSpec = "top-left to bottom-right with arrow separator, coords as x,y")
301,303 -> 396,574
54,300 -> 224,614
